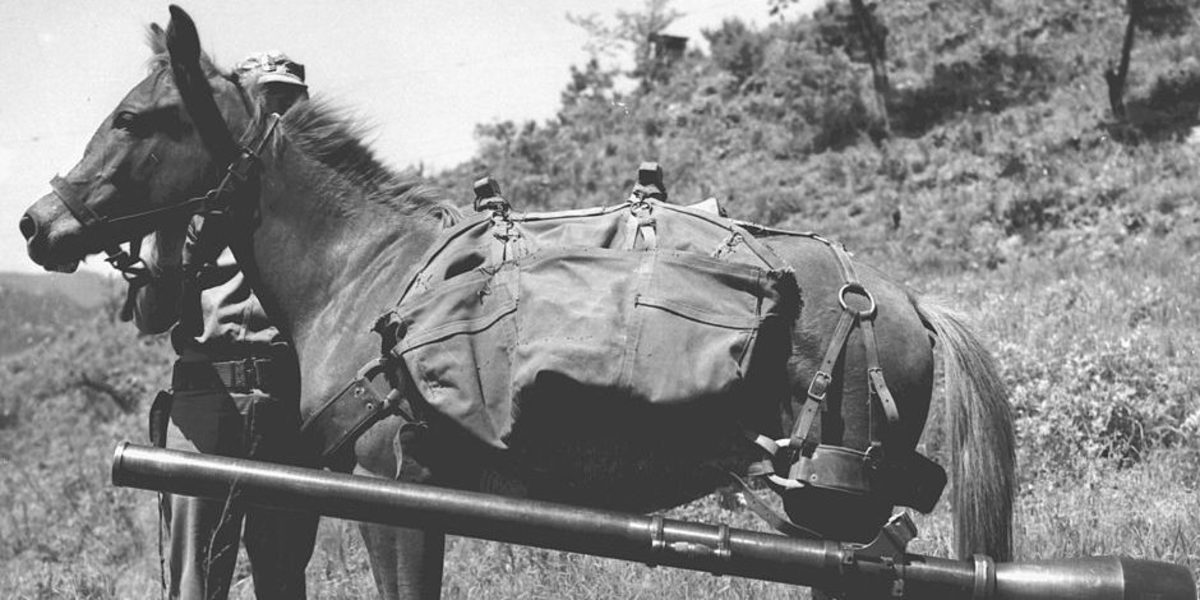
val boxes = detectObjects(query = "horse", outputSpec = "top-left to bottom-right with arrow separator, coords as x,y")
20,7 -> 1015,599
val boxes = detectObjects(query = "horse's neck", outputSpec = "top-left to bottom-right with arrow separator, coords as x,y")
249,149 -> 442,397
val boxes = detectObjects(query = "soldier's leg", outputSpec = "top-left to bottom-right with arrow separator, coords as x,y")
239,390 -> 319,598
242,502 -> 319,599
163,388 -> 248,600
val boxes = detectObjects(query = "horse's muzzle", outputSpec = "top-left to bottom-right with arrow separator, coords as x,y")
21,198 -> 82,272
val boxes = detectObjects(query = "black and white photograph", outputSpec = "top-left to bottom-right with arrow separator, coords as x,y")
2,1 -> 1197,598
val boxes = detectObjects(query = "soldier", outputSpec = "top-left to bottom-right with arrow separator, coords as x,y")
132,52 -> 317,600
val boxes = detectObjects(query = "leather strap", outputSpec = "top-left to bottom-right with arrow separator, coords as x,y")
791,308 -> 856,456
489,214 -> 527,264
623,200 -> 658,251
725,471 -> 823,539
862,316 -> 901,440
300,358 -> 415,464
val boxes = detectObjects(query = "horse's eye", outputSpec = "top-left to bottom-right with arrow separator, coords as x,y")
112,111 -> 140,133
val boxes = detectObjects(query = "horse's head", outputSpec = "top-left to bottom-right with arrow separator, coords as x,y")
19,5 -> 303,273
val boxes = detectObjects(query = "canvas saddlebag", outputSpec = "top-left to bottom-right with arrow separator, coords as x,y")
378,200 -> 799,449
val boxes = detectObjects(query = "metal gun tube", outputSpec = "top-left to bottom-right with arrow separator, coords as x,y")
112,443 -> 1194,599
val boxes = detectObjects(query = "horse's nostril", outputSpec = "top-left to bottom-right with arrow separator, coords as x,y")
19,214 -> 39,242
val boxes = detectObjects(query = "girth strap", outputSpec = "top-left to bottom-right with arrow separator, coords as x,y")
299,358 -> 414,464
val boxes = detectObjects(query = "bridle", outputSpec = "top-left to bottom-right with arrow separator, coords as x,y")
47,59 -> 278,284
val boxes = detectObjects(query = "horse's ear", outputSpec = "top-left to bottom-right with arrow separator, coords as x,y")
147,23 -> 166,55
165,4 -> 238,162
166,5 -> 202,66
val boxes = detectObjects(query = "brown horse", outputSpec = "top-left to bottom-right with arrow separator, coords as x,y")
20,7 -> 1014,599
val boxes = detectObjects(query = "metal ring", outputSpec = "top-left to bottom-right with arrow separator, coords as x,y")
713,523 -> 732,565
838,283 -> 877,319
971,554 -> 996,600
649,515 -> 666,554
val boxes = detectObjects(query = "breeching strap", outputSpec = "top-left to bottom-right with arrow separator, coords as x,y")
788,242 -> 900,460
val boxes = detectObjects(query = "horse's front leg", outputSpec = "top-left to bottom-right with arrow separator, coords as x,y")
354,418 -> 446,600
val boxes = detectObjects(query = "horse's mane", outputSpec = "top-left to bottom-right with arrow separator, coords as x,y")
276,99 -> 455,221
144,23 -> 459,224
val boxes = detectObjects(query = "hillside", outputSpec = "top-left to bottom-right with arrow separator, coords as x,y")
432,0 -> 1200,274
0,271 -> 116,357
0,270 -> 115,309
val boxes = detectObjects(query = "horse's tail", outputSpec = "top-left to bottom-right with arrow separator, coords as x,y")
914,297 -> 1015,562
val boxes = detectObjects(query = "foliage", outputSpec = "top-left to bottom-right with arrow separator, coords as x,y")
703,19 -> 768,86
566,0 -> 684,90
1136,0 -> 1197,38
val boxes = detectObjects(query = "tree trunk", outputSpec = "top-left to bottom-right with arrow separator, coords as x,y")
1105,0 -> 1141,120
850,0 -> 891,137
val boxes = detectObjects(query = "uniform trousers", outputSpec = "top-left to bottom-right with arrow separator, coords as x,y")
161,382 -> 318,600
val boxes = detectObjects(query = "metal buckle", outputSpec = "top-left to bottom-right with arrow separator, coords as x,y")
246,358 -> 265,391
226,146 -> 260,183
226,361 -> 246,391
807,371 -> 832,402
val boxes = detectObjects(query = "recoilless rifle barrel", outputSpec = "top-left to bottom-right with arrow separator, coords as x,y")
111,443 -> 1194,599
